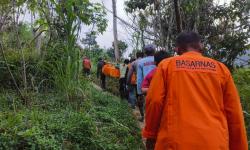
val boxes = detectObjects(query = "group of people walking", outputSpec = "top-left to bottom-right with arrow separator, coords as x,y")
92,31 -> 248,150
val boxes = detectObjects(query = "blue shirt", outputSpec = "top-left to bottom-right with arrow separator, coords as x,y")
137,56 -> 156,94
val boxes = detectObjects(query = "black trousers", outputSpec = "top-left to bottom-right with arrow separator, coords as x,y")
83,68 -> 90,76
100,74 -> 106,89
137,95 -> 144,117
119,78 -> 128,99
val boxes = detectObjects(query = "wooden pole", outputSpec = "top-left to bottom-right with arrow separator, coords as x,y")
112,0 -> 120,61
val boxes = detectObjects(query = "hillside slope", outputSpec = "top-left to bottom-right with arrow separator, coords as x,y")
0,83 -> 144,149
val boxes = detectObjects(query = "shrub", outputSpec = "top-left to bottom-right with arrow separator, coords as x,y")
0,83 -> 144,149
233,68 -> 250,141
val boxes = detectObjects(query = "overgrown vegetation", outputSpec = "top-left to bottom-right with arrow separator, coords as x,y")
234,69 -> 250,140
0,0 -> 144,149
0,0 -> 249,148
125,0 -> 250,69
0,83 -> 143,149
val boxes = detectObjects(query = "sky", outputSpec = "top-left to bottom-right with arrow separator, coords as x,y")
22,0 -> 232,56
88,0 -> 130,50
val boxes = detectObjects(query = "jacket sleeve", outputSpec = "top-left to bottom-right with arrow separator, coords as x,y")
137,62 -> 143,94
142,64 -> 166,139
223,73 -> 248,150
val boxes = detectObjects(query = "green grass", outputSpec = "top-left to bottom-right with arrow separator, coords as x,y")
0,83 -> 144,150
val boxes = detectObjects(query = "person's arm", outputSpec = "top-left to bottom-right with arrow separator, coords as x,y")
223,73 -> 248,150
142,64 -> 166,139
141,87 -> 149,94
126,67 -> 133,85
141,74 -> 150,94
125,66 -> 129,80
137,63 -> 143,95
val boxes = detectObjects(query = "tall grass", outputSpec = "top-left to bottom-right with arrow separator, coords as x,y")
46,54 -> 85,102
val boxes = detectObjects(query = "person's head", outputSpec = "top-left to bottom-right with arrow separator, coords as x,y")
175,31 -> 203,55
144,44 -> 156,56
130,58 -> 136,63
136,51 -> 144,59
154,50 -> 169,66
124,59 -> 129,65
98,57 -> 102,61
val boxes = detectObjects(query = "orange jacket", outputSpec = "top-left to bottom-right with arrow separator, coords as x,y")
143,51 -> 248,150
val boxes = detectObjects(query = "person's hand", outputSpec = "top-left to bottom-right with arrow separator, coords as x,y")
146,138 -> 156,150
141,87 -> 149,94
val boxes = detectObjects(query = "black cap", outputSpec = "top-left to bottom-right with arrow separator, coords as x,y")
144,44 -> 156,56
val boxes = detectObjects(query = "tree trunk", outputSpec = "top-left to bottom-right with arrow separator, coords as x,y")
35,30 -> 42,55
112,0 -> 119,61
174,0 -> 182,33
165,8 -> 174,51
141,30 -> 145,50
0,41 -> 24,101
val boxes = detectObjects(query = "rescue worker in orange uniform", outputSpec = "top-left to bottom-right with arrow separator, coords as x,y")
143,32 -> 248,150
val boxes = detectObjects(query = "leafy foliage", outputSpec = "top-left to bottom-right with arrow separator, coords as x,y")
125,0 -> 250,69
234,69 -> 250,140
107,40 -> 128,59
81,31 -> 98,49
0,83 -> 143,149
124,0 -> 154,13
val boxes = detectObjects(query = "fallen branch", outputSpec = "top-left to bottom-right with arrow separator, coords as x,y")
0,41 -> 25,100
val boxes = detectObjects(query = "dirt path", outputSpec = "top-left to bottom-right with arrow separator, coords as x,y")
91,82 -> 145,127
91,82 -> 103,91
132,107 -> 146,147
91,82 -> 146,146
132,107 -> 145,129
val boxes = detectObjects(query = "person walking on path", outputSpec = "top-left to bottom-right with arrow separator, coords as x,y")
127,52 -> 144,109
83,57 -> 91,76
97,58 -> 103,78
137,45 -> 156,122
141,50 -> 169,94
143,31 -> 248,150
97,58 -> 106,89
119,59 -> 129,99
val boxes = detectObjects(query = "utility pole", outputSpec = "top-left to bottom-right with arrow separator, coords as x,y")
112,0 -> 120,61
174,0 -> 182,33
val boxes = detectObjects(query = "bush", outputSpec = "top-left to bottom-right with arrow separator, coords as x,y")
0,110 -> 96,149
0,83 -> 144,150
233,68 -> 250,142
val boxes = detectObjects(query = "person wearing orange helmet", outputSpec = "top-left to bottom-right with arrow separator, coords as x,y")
143,31 -> 248,150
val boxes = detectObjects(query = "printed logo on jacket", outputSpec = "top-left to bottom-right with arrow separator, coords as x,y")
175,59 -> 217,72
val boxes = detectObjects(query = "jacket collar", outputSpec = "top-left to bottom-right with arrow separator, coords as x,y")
182,51 -> 202,56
